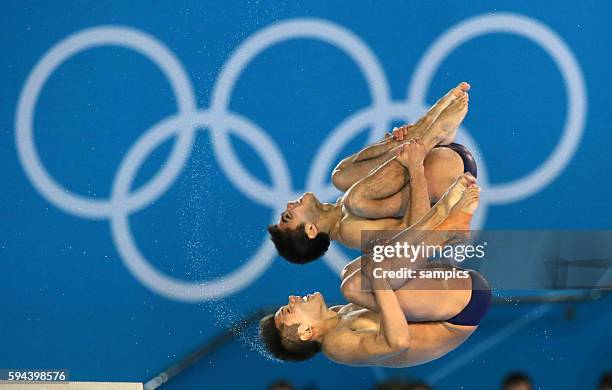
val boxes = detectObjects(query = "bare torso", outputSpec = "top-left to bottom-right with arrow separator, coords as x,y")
323,303 -> 475,367
336,210 -> 401,249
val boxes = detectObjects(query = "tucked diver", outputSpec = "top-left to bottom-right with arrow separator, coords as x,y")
260,184 -> 491,366
268,82 -> 477,263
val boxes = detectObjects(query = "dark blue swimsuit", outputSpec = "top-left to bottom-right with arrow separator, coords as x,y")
428,144 -> 490,325
446,270 -> 492,326
436,142 -> 478,178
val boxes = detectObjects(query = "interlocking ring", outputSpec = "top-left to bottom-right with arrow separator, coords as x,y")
15,13 -> 586,301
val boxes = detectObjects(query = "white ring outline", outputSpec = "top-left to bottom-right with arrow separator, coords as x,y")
15,26 -> 197,219
209,18 -> 392,205
110,112 -> 282,301
13,14 -> 586,301
408,13 -> 587,204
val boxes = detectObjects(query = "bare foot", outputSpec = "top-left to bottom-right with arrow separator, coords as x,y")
436,184 -> 480,230
431,184 -> 479,245
406,173 -> 475,234
452,184 -> 480,216
393,82 -> 470,142
423,91 -> 469,148
437,172 -> 476,215
441,81 -> 470,107
413,82 -> 470,137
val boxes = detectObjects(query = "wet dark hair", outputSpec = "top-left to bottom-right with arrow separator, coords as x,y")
374,378 -> 431,390
600,372 -> 612,390
502,372 -> 532,389
259,314 -> 321,362
268,224 -> 330,264
266,380 -> 295,390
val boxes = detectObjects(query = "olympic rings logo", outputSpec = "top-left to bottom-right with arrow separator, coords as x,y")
15,13 -> 586,302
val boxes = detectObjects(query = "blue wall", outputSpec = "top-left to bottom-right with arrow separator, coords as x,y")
1,1 -> 610,389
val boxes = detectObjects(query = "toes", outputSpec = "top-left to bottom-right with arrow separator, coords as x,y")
452,85 -> 466,97
465,173 -> 476,182
459,82 -> 470,91
452,94 -> 466,107
455,174 -> 473,189
459,173 -> 470,184
450,83 -> 470,99
466,185 -> 481,197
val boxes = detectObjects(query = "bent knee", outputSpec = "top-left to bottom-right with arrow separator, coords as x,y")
424,148 -> 464,197
424,148 -> 464,177
332,169 -> 352,192
340,271 -> 362,300
343,184 -> 368,217
340,260 -> 360,282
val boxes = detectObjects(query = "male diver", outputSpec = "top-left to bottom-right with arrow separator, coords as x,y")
260,181 -> 491,366
268,82 -> 477,263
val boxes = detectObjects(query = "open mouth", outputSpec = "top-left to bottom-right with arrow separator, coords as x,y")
303,292 -> 318,301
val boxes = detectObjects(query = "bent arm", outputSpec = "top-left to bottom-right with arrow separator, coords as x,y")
371,277 -> 411,349
326,278 -> 411,364
402,161 -> 430,228
395,140 -> 431,228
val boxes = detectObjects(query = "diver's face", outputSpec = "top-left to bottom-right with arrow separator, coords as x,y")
276,192 -> 321,230
505,384 -> 532,390
273,292 -> 327,329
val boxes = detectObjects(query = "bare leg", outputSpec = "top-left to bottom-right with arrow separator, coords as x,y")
332,82 -> 468,191
341,176 -> 477,292
343,88 -> 469,220
341,184 -> 480,320
420,92 -> 469,150
415,81 -> 470,139
343,221 -> 475,320
394,187 -> 480,320
392,81 -> 470,142
387,172 -> 476,244
434,184 -> 480,232
342,266 -> 472,322
343,157 -> 409,219
343,148 -> 465,219
332,140 -> 401,192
